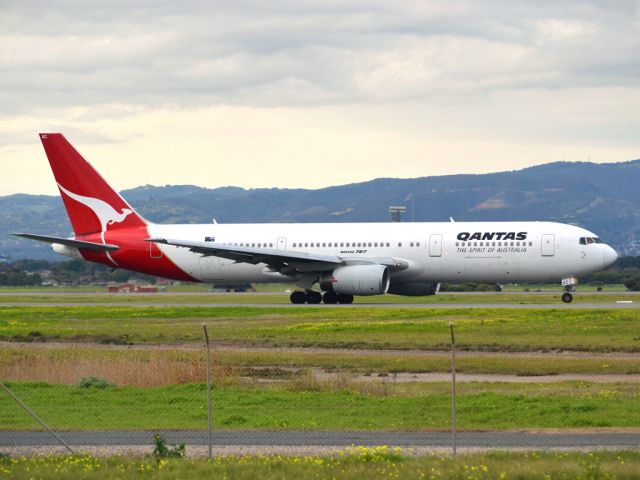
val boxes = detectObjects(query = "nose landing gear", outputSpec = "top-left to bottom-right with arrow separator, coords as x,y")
561,277 -> 578,303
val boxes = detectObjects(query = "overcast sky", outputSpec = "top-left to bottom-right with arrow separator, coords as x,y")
1,0 -> 639,195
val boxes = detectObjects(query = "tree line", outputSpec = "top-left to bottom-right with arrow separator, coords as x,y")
0,259 -> 155,286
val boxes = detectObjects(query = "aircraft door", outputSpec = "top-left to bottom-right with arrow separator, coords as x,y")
429,234 -> 442,257
541,234 -> 555,256
148,241 -> 163,259
277,237 -> 287,251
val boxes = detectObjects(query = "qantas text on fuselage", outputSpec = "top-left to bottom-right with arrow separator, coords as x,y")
13,133 -> 618,304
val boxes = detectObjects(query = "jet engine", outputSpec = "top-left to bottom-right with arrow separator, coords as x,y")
387,281 -> 441,296
319,265 -> 390,296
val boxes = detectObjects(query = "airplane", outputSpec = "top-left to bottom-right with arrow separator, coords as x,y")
14,133 -> 618,304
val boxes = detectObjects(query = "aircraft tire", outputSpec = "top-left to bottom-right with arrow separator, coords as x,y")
561,292 -> 573,303
290,291 -> 307,304
322,291 -> 338,304
337,293 -> 354,304
306,291 -> 323,304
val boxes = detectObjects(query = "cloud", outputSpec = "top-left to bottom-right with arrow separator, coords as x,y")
1,1 -> 639,195
1,0 -> 638,114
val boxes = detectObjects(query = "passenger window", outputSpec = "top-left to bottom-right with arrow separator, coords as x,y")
410,242 -> 414,247
398,242 -> 402,247
368,242 -> 372,247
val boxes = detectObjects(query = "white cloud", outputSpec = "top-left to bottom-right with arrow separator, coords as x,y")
0,0 -> 638,194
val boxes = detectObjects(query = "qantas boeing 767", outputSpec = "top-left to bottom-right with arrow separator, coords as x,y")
14,134 -> 618,304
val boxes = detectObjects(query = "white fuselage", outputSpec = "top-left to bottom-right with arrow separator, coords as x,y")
146,221 -> 617,285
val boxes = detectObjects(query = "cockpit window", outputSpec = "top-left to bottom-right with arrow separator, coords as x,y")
579,236 -> 602,245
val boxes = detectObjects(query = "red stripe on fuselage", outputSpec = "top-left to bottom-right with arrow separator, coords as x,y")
78,227 -> 198,282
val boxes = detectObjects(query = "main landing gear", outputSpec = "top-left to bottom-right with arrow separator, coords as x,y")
289,290 -> 354,304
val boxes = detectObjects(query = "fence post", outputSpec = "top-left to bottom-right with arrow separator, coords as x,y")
449,322 -> 457,456
0,381 -> 75,455
202,323 -> 212,459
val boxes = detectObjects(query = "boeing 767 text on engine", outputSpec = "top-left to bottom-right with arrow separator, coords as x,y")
14,134 -> 618,304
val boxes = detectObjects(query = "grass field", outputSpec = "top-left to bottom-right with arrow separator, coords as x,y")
1,450 -> 639,480
2,305 -> 640,352
2,380 -> 640,430
1,293 -> 639,457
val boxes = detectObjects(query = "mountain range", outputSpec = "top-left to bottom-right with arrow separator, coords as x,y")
2,160 -> 640,261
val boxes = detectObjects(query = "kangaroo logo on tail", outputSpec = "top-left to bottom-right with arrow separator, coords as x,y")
57,183 -> 133,264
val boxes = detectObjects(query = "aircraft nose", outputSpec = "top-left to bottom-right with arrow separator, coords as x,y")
602,245 -> 618,267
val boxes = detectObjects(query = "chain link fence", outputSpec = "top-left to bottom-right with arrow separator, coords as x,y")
2,320 -> 640,455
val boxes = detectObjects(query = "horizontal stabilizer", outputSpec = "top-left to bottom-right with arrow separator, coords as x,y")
12,233 -> 119,252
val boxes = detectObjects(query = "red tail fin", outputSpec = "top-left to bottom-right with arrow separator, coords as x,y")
39,133 -> 146,236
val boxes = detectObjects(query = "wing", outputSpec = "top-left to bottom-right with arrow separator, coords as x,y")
12,233 -> 119,252
147,238 -> 408,276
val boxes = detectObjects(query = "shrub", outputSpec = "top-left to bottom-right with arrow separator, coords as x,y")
76,376 -> 114,389
152,433 -> 185,458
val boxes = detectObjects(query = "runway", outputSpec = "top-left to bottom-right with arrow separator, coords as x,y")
2,430 -> 639,450
1,290 -> 638,309
0,301 -> 639,309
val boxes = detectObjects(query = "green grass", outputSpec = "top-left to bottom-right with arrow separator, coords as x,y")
1,451 -> 639,480
2,305 -> 640,352
2,381 -> 640,430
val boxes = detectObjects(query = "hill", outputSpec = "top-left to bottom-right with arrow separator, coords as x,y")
2,160 -> 640,260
